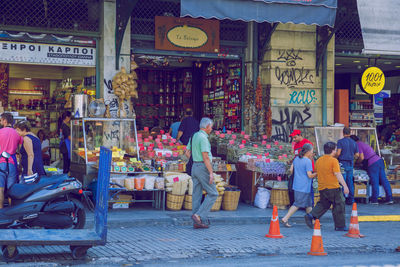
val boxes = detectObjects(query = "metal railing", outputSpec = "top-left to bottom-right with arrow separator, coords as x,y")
0,0 -> 100,33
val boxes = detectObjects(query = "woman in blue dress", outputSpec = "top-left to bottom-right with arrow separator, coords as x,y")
15,121 -> 46,177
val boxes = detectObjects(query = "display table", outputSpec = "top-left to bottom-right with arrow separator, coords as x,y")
236,162 -> 258,204
109,189 -> 165,210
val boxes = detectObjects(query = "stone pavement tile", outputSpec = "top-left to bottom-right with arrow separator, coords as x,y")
12,221 -> 399,265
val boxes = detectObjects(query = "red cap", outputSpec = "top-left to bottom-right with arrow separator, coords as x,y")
289,129 -> 301,137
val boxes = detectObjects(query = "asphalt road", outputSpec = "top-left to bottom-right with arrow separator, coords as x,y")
1,221 -> 399,266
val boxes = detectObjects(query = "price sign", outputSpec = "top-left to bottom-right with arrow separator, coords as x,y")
361,67 -> 385,95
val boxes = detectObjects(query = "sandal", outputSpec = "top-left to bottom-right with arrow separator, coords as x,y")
281,219 -> 292,228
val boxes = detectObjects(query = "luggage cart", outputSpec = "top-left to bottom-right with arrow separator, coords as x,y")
0,147 -> 112,262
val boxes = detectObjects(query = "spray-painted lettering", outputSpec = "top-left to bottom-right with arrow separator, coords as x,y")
275,67 -> 314,88
289,89 -> 317,104
271,106 -> 312,142
277,49 -> 303,66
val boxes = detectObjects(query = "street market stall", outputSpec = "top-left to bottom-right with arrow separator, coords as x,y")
314,126 -> 400,202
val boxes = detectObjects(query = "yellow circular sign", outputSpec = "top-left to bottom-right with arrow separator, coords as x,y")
361,67 -> 385,95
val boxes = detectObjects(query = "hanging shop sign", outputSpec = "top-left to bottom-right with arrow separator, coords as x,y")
0,41 -> 95,67
361,67 -> 385,95
0,31 -> 96,45
155,16 -> 219,53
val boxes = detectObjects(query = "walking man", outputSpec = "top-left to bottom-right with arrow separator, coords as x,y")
336,127 -> 359,205
186,118 -> 218,229
0,113 -> 23,208
305,142 -> 349,231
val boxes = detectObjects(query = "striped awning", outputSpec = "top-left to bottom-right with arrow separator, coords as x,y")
181,0 -> 337,27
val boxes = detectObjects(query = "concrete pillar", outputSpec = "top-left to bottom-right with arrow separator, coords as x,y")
99,0 -> 132,148
259,24 -> 335,143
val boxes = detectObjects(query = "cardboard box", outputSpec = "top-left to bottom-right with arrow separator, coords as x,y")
354,183 -> 367,197
391,184 -> 400,197
111,202 -> 129,209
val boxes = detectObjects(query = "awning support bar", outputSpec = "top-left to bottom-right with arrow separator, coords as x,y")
115,0 -> 138,70
258,22 -> 278,63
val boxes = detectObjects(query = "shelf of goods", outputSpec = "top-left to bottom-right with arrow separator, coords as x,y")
209,131 -> 292,204
349,100 -> 375,127
349,109 -> 375,127
203,62 -> 241,132
383,94 -> 400,125
134,69 -> 192,129
70,117 -> 140,188
103,128 -> 239,211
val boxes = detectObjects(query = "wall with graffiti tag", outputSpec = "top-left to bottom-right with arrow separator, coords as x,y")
260,24 -> 335,142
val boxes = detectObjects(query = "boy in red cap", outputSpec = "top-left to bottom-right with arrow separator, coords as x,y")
290,129 -> 313,156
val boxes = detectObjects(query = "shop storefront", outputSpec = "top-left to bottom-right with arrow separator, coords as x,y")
131,13 -> 245,132
0,32 -> 98,162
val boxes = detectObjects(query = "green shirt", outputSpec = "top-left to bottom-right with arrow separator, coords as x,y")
187,130 -> 212,162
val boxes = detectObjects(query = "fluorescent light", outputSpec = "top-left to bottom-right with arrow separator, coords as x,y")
395,66 -> 400,68
24,78 -> 32,80
353,60 -> 361,63
384,61 -> 392,65
335,63 -> 342,66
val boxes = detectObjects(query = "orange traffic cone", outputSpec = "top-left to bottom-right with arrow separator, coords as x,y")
345,203 -> 365,238
265,205 -> 284,238
308,219 -> 327,256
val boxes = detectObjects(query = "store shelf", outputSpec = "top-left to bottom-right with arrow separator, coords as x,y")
9,92 -> 44,96
351,109 -> 375,112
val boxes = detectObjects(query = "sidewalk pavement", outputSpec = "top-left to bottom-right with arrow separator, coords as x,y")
86,201 -> 400,229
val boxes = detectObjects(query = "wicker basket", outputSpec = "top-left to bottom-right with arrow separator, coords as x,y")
211,195 -> 223,211
184,194 -> 192,210
166,193 -> 185,211
270,188 -> 289,209
222,191 -> 241,211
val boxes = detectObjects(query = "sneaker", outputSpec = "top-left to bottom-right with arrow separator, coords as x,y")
370,202 -> 379,205
335,227 -> 349,231
304,213 -> 314,229
384,200 -> 394,205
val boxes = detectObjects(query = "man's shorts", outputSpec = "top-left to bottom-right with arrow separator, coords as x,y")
0,163 -> 17,189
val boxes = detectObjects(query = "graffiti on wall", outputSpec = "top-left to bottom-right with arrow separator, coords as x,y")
277,49 -> 303,66
288,89 -> 317,104
274,49 -> 315,90
275,66 -> 315,89
271,106 -> 312,142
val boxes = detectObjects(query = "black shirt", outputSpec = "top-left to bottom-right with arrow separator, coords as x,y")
61,122 -> 71,140
178,116 -> 199,145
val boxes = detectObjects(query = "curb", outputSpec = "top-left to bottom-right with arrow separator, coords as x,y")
85,214 -> 346,229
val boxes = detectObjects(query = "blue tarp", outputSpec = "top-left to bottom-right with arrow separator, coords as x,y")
181,0 -> 337,27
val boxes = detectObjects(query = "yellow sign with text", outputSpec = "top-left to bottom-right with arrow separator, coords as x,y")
167,25 -> 208,49
361,67 -> 385,95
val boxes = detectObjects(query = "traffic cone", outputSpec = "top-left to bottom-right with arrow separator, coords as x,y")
345,203 -> 365,238
308,219 -> 327,256
265,205 -> 284,238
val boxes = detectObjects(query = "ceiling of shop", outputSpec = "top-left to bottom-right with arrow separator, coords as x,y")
335,55 -> 400,75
